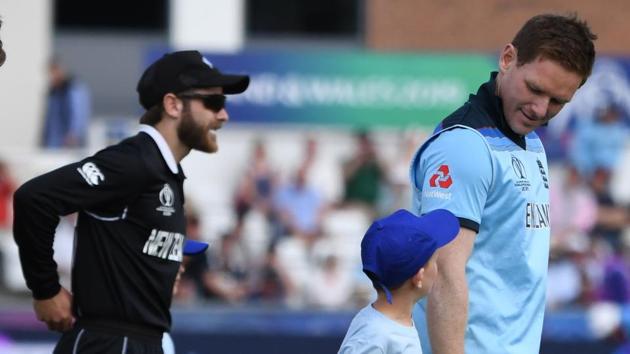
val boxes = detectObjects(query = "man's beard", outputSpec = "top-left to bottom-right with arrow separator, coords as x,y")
177,106 -> 218,153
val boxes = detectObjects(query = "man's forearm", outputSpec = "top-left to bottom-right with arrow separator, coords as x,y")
13,181 -> 62,299
427,272 -> 468,354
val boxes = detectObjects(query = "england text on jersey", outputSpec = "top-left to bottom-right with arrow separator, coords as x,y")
525,202 -> 550,229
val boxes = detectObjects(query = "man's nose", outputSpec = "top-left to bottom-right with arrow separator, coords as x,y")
217,108 -> 229,122
531,96 -> 550,119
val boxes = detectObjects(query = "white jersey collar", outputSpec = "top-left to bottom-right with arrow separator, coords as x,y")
139,124 -> 179,174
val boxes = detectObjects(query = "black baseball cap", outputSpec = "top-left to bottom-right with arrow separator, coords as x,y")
137,50 -> 250,110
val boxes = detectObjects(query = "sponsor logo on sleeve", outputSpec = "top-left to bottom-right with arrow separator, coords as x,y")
77,162 -> 104,186
156,184 -> 176,216
422,190 -> 452,200
429,164 -> 453,189
424,164 -> 453,200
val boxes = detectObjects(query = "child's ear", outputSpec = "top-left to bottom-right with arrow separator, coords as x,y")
412,268 -> 425,289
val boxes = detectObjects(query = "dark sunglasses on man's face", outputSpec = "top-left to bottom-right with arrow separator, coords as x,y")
177,93 -> 226,112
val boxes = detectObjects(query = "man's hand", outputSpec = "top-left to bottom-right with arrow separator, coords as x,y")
33,287 -> 74,332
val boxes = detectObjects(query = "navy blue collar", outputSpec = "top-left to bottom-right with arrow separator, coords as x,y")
471,72 -> 526,149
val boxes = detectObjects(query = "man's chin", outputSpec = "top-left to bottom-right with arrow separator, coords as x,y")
195,135 -> 219,153
206,133 -> 219,153
194,144 -> 218,154
509,119 -> 536,136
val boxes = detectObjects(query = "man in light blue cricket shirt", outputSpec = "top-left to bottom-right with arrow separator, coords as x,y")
410,14 -> 597,354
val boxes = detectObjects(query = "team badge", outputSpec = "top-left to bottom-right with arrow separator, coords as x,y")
537,159 -> 549,189
77,162 -> 104,186
511,155 -> 531,191
511,156 -> 527,179
156,184 -> 176,216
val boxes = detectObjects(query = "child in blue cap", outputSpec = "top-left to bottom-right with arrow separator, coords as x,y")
339,209 -> 459,354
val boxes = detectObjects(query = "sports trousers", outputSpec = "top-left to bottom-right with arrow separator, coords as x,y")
53,320 -> 163,354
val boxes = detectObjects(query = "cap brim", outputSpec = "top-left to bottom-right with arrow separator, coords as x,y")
416,209 -> 460,248
183,240 -> 209,256
191,71 -> 250,94
218,74 -> 250,94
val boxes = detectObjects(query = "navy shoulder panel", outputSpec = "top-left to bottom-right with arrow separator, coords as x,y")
437,101 -> 497,133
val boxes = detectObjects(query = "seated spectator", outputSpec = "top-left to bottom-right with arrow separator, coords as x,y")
308,253 -> 353,310
250,243 -> 294,304
273,165 -> 326,246
302,136 -> 343,205
598,249 -> 630,304
570,103 -> 629,178
233,140 -> 277,220
590,168 -> 629,251
342,131 -> 387,217
550,164 -> 598,254
175,211 -> 248,304
547,164 -> 598,310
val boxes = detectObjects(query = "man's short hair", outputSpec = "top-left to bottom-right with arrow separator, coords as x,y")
512,14 -> 597,85
139,105 -> 163,126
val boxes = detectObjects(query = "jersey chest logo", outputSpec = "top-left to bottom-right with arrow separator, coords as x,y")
156,184 -> 176,216
511,155 -> 531,192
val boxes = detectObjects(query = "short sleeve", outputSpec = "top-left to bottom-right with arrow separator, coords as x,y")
338,339 -> 386,354
410,128 -> 493,232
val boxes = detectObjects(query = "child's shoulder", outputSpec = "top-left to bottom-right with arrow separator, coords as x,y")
343,306 -> 397,341
340,305 -> 423,354
339,308 -> 390,353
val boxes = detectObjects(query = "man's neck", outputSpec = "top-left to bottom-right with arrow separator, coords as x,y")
153,122 -> 190,163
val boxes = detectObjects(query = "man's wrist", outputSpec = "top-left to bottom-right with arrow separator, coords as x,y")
32,282 -> 61,300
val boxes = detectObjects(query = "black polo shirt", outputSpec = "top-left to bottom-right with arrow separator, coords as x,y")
13,125 -> 187,333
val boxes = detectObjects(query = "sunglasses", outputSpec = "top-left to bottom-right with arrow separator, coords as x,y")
177,93 -> 226,112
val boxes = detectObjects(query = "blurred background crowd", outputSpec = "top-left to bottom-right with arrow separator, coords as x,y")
0,0 -> 630,353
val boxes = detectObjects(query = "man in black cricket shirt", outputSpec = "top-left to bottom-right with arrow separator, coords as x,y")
13,50 -> 249,353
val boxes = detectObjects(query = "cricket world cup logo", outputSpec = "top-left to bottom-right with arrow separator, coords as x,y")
157,184 -> 176,216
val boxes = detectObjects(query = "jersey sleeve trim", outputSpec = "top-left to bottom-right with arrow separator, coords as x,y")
459,217 -> 480,233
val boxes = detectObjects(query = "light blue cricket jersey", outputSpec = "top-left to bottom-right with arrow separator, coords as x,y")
409,73 -> 551,354
339,304 -> 423,354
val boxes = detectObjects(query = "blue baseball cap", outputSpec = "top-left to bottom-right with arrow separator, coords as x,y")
183,240 -> 208,256
361,209 -> 459,303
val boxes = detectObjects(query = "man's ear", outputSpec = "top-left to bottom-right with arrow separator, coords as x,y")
162,93 -> 182,118
412,268 -> 425,289
499,43 -> 517,74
